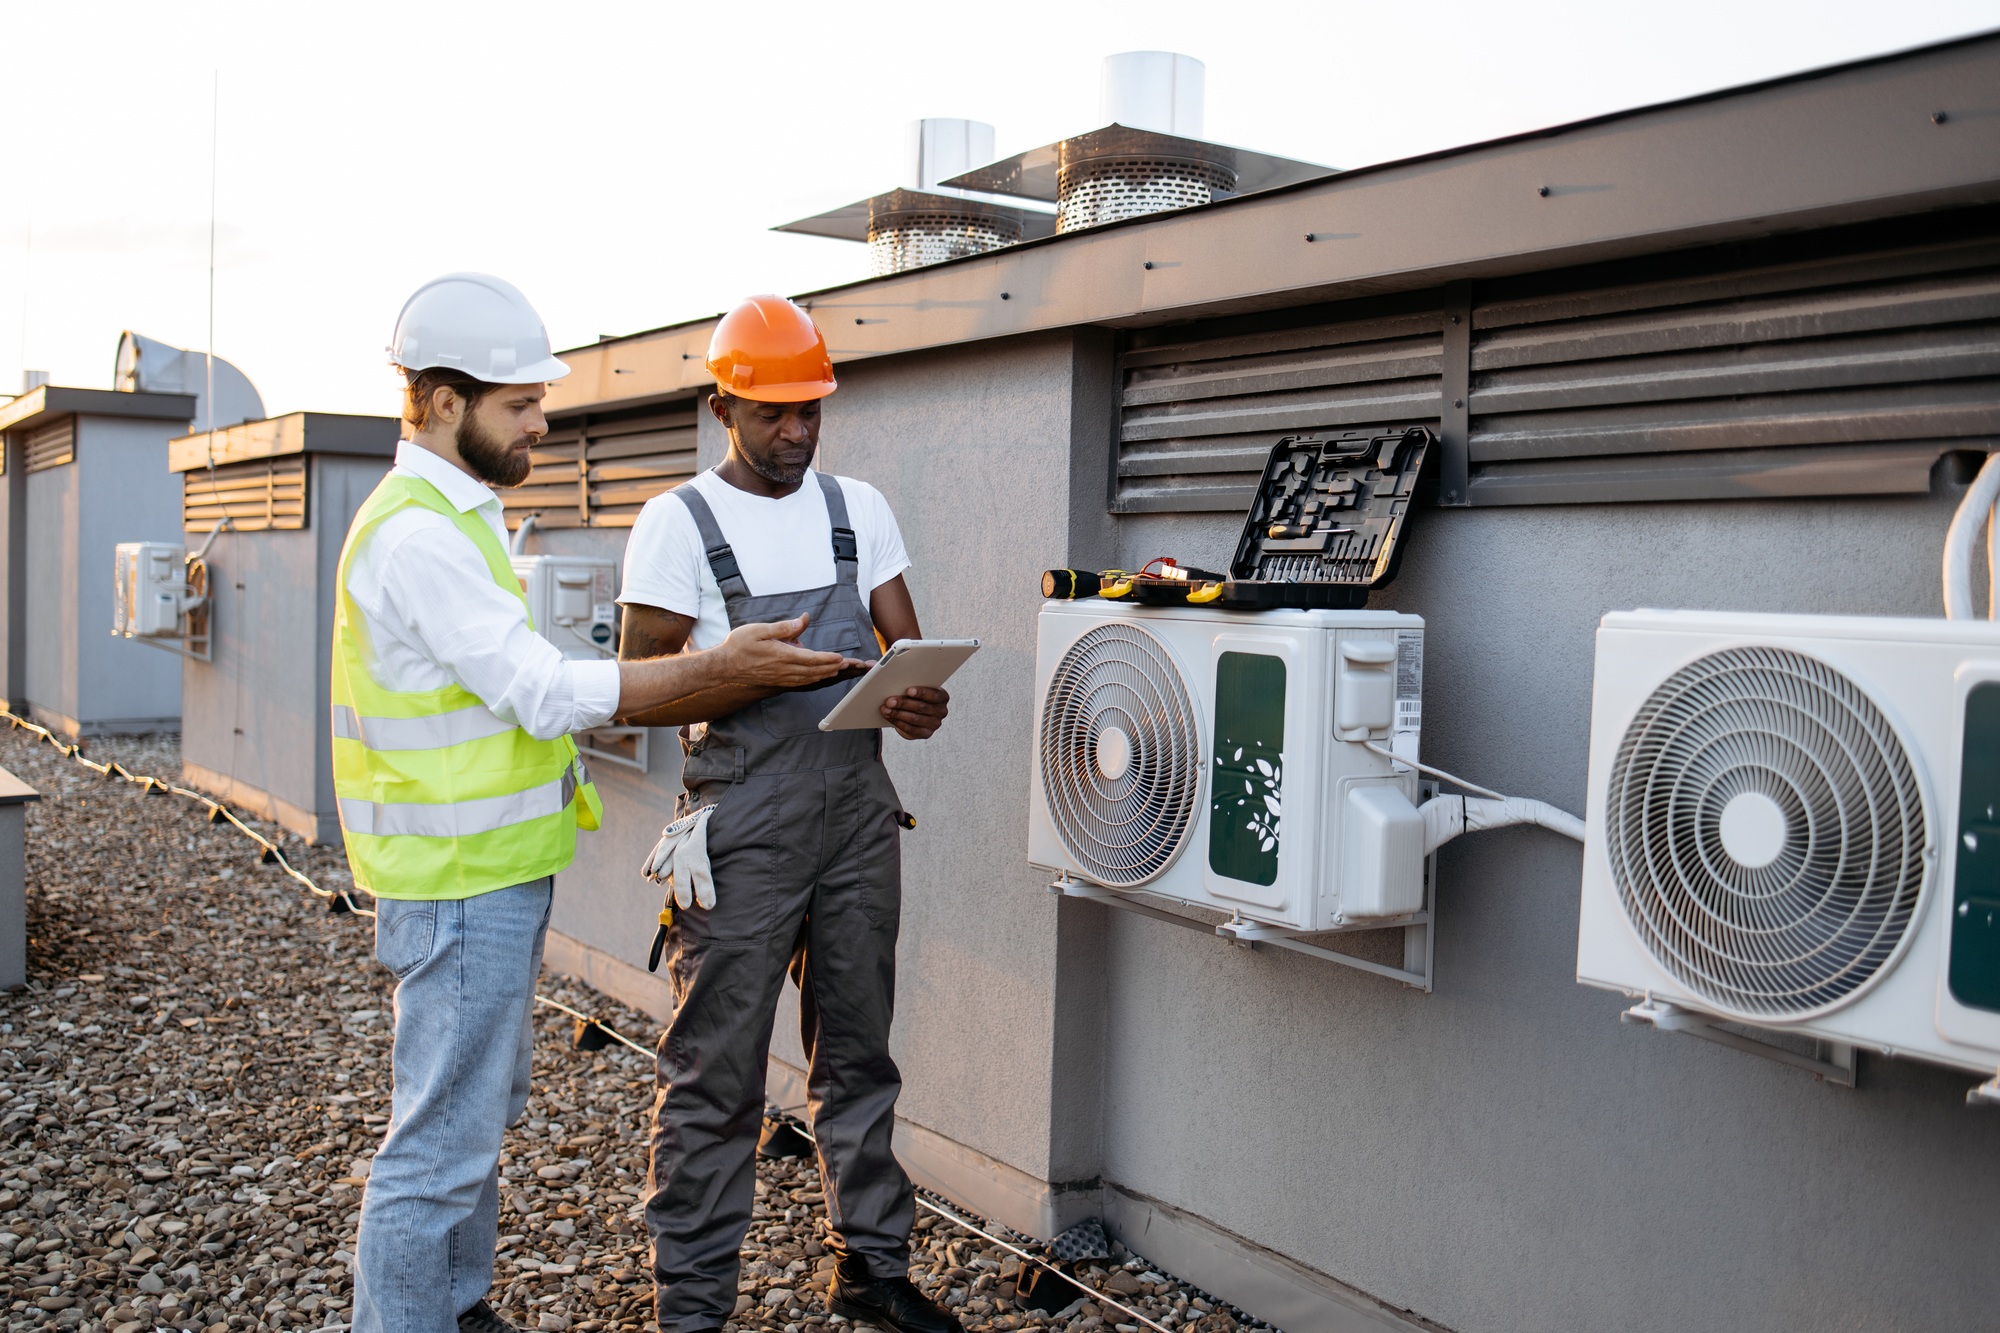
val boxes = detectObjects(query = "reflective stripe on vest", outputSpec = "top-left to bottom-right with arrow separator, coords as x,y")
339,762 -> 579,838
331,702 -> 518,751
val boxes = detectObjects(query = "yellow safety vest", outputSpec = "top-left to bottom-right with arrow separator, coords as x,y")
330,472 -> 602,900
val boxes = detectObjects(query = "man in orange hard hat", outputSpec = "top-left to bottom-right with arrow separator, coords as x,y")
616,295 -> 956,1333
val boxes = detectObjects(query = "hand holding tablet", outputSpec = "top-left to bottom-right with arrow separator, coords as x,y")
819,639 -> 981,732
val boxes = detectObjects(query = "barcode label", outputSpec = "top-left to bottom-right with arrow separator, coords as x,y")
1396,631 -> 1423,699
1392,631 -> 1423,768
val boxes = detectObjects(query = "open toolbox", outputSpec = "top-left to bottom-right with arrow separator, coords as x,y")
1116,426 -> 1433,610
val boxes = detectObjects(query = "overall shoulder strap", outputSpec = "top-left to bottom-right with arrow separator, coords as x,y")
671,481 -> 751,601
816,472 -> 859,587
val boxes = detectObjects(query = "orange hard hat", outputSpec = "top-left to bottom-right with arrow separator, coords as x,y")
705,295 -> 837,402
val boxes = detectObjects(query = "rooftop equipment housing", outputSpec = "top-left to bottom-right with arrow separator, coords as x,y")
0,383 -> 196,735
114,331 -> 264,435
776,118 -> 1057,274
943,51 -> 1332,233
171,412 -> 400,843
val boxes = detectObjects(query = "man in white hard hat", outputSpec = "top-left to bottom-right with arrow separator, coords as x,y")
343,273 -> 864,1333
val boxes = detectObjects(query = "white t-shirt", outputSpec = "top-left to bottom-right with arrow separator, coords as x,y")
619,467 -> 911,650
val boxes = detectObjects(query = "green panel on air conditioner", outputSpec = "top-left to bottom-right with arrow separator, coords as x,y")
1209,651 -> 1285,887
1950,680 -> 2000,1012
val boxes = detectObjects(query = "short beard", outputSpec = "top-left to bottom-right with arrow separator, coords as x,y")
456,410 -> 533,488
741,444 -> 810,488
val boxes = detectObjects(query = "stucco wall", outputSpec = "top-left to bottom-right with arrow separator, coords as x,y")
0,434 -> 24,709
23,416 -> 187,732
181,453 -> 391,841
1102,493 -> 2000,1332
540,326 -> 2000,1330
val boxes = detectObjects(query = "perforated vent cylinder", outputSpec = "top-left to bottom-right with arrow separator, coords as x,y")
867,211 -> 1024,275
1056,157 -> 1237,233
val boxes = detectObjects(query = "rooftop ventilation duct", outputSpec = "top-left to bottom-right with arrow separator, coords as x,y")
942,52 -> 1332,234
775,119 -> 1056,275
114,331 -> 264,433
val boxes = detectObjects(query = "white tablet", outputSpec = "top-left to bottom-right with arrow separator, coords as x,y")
818,638 -> 981,731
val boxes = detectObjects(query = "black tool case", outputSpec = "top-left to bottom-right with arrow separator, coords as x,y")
1218,426 -> 1432,610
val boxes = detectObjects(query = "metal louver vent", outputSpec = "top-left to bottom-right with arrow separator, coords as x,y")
1606,646 -> 1929,1021
25,419 -> 75,472
1039,623 -> 1203,887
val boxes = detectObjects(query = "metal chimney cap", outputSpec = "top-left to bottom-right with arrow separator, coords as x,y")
1101,52 -> 1206,138
908,118 -> 998,195
938,124 -> 1331,205
774,188 -> 1058,244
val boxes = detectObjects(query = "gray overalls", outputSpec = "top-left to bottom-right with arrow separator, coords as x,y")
646,471 -> 913,1333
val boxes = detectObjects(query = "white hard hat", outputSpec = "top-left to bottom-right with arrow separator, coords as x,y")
389,272 -> 570,384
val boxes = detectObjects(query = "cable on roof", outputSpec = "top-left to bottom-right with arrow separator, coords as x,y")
0,708 -> 660,1060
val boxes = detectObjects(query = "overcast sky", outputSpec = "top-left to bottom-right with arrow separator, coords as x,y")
6,0 -> 1997,419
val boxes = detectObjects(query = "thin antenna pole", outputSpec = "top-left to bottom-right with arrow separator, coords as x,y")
14,223 -> 28,392
206,69 -> 218,461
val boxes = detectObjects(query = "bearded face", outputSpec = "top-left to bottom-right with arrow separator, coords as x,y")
719,392 -> 821,490
455,401 -> 536,488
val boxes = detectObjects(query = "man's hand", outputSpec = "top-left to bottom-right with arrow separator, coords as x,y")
881,685 -> 949,740
718,614 -> 869,689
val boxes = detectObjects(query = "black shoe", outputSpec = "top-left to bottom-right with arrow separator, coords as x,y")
458,1300 -> 519,1333
829,1255 -> 963,1333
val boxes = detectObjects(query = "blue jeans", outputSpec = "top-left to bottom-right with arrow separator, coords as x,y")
352,878 -> 552,1333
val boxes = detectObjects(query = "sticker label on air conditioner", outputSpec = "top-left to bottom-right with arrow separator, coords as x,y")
1394,630 -> 1423,765
1395,631 -> 1423,720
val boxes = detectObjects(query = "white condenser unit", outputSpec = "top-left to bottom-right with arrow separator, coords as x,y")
113,542 -> 190,638
1579,609 -> 2000,1078
512,556 -> 619,660
1028,601 -> 1426,931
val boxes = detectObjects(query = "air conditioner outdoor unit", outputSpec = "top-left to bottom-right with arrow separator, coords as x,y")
1028,600 -> 1426,932
1578,609 -> 2000,1078
114,542 -> 191,638
510,553 -> 648,772
512,555 -> 619,661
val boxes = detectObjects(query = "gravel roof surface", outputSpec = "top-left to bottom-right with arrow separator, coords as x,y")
0,726 -> 1262,1333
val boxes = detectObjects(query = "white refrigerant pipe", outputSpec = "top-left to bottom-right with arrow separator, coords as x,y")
1420,793 -> 1586,855
1360,740 -> 1585,851
1942,451 -> 2000,619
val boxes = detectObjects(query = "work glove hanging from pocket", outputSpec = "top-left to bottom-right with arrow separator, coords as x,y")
641,804 -> 715,910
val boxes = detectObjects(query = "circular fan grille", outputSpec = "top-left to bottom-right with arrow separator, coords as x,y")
1606,646 -> 1930,1021
1039,623 -> 1203,887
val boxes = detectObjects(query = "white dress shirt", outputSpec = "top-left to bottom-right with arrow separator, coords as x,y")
343,441 -> 621,741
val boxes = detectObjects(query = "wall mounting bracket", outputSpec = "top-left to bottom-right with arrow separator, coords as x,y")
577,725 -> 649,773
1049,852 -> 1436,993
1621,998 -> 1857,1087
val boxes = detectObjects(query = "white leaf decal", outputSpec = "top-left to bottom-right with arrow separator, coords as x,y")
1264,794 -> 1282,815
1259,836 -> 1275,852
1255,759 -> 1273,777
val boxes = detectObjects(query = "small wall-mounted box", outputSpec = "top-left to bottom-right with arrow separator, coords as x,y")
512,555 -> 620,659
113,542 -> 191,638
